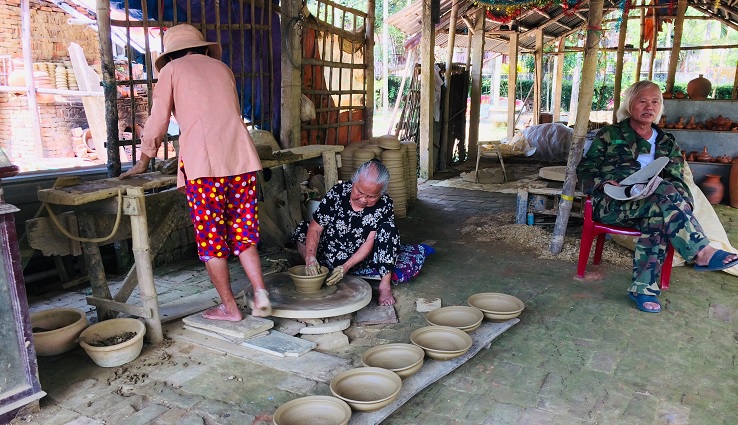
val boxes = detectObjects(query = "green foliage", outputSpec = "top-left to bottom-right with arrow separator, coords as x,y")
375,76 -> 409,108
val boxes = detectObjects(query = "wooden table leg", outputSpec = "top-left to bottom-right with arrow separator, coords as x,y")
126,187 -> 163,343
77,211 -> 115,321
322,150 -> 339,190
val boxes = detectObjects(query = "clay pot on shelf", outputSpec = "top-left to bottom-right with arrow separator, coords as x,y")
697,146 -> 711,162
674,92 -> 686,99
674,117 -> 685,129
699,174 -> 724,205
687,151 -> 697,162
686,116 -> 697,129
658,116 -> 667,128
718,155 -> 732,164
713,115 -> 732,131
663,91 -> 673,99
687,74 -> 712,100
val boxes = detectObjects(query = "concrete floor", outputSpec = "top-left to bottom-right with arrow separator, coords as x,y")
13,158 -> 738,425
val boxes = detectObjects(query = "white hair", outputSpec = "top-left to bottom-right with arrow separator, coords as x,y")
616,80 -> 663,123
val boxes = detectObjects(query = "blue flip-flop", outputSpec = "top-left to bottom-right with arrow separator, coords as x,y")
629,292 -> 661,313
694,249 -> 738,272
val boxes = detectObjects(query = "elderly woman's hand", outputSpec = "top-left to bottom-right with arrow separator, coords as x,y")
305,256 -> 321,276
325,266 -> 344,286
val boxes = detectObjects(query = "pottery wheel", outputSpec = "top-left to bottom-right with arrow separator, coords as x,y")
246,273 -> 372,319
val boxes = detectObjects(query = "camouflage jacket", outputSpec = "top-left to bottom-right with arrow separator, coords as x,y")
577,118 -> 692,205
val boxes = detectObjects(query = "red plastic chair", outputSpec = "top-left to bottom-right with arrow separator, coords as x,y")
577,197 -> 674,289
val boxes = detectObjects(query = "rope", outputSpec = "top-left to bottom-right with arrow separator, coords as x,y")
43,190 -> 125,243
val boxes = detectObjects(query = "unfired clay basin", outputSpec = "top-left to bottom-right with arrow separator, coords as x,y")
288,265 -> 328,293
79,318 -> 146,368
425,306 -> 484,332
31,307 -> 89,356
273,395 -> 351,425
330,367 -> 402,412
467,293 -> 525,321
410,325 -> 473,361
361,343 -> 425,378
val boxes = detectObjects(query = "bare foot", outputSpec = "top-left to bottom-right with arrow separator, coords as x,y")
695,245 -> 738,266
251,289 -> 272,317
202,304 -> 243,322
378,286 -> 395,306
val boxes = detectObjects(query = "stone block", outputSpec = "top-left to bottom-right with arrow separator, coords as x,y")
182,313 -> 273,340
300,331 -> 350,352
355,304 -> 398,325
416,297 -> 442,312
300,319 -> 350,335
243,330 -> 317,357
272,317 -> 304,336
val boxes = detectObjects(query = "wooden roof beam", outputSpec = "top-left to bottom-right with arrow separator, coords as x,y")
691,4 -> 738,32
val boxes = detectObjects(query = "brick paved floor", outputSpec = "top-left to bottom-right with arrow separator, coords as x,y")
17,160 -> 738,425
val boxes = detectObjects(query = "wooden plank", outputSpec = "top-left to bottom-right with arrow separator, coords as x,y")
37,173 -> 176,206
69,42 -> 108,163
516,188 -> 529,224
261,145 -> 344,169
78,211 -> 115,321
159,288 -> 222,323
283,164 -> 304,230
164,323 -> 353,383
86,296 -> 152,318
349,319 -> 519,425
182,313 -> 274,340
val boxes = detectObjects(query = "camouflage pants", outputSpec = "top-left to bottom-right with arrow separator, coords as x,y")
593,181 -> 709,295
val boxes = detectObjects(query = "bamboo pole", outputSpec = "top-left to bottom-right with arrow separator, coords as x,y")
438,0 -> 459,171
733,60 -> 738,99
552,38 -> 565,121
506,30 -> 519,141
533,28 -> 543,125
21,0 -> 43,159
635,4 -> 645,82
550,0 -> 605,254
382,0 -> 389,115
389,48 -> 416,134
468,8 -> 485,162
419,0 -> 435,179
648,18 -> 657,80
96,1 -> 121,177
613,9 -> 629,123
665,0 -> 687,93
365,0 -> 376,140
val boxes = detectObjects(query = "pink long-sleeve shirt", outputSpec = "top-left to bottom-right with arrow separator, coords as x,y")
140,54 -> 262,188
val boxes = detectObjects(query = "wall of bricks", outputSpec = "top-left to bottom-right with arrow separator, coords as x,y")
0,0 -> 100,63
0,92 -> 88,158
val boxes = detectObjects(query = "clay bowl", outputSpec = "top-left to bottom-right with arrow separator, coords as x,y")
79,318 -> 146,367
288,265 -> 328,293
361,343 -> 425,378
467,293 -> 525,321
410,326 -> 473,361
31,307 -> 89,356
425,306 -> 484,332
273,395 -> 352,425
330,367 -> 402,412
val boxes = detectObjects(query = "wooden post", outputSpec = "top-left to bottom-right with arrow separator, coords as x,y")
550,0 -> 605,254
280,0 -> 302,148
20,0 -> 43,159
438,0 -> 459,171
552,38 -> 565,122
635,5 -> 645,82
613,9 -> 629,123
382,0 -> 389,115
419,0 -> 435,179
96,1 -> 121,177
365,0 -> 376,140
77,212 -> 116,321
466,23 -> 472,68
506,31 -> 519,141
389,48 -> 416,135
733,60 -> 738,99
468,9 -> 485,162
533,29 -> 544,125
126,187 -> 163,343
664,0 -> 687,93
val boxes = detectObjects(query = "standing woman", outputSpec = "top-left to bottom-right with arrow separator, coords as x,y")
120,24 -> 271,321
577,80 -> 738,313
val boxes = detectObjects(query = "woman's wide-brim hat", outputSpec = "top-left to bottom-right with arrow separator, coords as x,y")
154,24 -> 222,72
604,156 -> 669,201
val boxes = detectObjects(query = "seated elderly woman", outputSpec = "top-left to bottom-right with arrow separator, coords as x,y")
292,159 -> 401,306
577,80 -> 738,313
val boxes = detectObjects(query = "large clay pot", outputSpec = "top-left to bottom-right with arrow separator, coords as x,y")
700,174 -> 724,205
687,74 -> 711,100
730,158 -> 738,208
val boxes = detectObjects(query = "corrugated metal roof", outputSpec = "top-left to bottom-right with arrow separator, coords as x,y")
388,0 -> 738,54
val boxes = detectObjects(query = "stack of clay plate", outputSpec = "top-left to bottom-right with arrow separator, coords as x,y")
55,64 -> 68,90
381,143 -> 407,218
402,141 -> 418,202
376,134 -> 401,150
66,63 -> 78,91
339,143 -> 357,182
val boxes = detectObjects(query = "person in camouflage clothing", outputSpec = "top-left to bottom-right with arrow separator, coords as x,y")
577,81 -> 738,313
